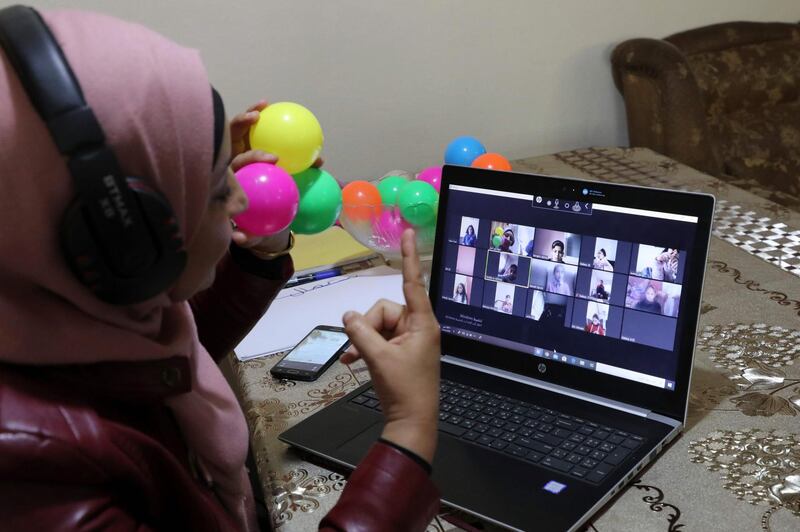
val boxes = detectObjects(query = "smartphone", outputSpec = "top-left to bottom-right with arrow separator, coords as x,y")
270,325 -> 350,381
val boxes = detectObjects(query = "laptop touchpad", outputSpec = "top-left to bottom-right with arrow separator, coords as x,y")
335,422 -> 383,465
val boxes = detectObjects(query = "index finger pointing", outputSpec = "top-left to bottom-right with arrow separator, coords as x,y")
400,229 -> 432,315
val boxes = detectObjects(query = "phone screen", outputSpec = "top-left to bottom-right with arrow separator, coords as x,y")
276,328 -> 349,373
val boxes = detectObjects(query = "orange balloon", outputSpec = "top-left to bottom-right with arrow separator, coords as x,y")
472,153 -> 512,171
342,180 -> 382,221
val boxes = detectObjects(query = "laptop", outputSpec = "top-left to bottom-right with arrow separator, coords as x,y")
279,165 -> 714,531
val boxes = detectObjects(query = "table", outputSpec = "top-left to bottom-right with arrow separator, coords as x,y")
232,147 -> 800,531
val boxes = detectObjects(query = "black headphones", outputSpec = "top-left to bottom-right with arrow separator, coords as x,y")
0,5 -> 186,305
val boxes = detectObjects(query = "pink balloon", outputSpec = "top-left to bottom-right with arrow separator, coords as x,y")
417,166 -> 442,192
233,163 -> 299,235
372,207 -> 411,248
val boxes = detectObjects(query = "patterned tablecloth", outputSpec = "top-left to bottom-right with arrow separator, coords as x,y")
232,147 -> 800,531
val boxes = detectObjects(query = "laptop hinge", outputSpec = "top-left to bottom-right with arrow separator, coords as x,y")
443,355 -> 668,421
646,410 -> 681,429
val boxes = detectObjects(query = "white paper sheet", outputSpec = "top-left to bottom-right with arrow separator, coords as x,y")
234,265 -> 404,360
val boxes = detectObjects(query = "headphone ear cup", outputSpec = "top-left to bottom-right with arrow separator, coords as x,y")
61,177 -> 186,304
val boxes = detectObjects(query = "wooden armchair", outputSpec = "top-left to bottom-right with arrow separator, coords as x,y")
612,22 -> 800,208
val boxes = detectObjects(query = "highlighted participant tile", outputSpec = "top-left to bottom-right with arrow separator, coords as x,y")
485,251 -> 531,286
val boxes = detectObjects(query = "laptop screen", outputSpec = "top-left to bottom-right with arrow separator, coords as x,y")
432,172 -> 711,408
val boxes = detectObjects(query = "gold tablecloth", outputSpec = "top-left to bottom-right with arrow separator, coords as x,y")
233,147 -> 800,531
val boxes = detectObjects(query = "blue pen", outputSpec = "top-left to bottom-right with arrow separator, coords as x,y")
284,267 -> 342,289
284,258 -> 377,289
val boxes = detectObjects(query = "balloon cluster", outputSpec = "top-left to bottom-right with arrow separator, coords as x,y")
491,226 -> 512,249
231,108 -> 511,244
339,167 -> 440,249
232,102 -> 341,236
444,136 -> 512,171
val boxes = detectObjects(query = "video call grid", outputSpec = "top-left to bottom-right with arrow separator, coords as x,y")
445,215 -> 685,351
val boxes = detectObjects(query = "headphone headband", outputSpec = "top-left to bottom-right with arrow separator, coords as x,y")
0,6 -> 106,154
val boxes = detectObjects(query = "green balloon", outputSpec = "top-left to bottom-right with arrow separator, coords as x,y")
377,175 -> 408,205
398,180 -> 438,226
492,235 -> 502,247
291,168 -> 343,234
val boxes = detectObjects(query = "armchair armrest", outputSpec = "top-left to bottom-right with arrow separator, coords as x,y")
611,38 -> 722,175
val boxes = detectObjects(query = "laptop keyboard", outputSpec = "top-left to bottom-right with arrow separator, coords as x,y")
350,379 -> 645,484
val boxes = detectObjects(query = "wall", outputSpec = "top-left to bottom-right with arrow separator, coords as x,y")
10,1 -> 800,180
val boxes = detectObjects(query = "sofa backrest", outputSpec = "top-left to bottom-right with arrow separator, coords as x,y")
666,22 -> 800,119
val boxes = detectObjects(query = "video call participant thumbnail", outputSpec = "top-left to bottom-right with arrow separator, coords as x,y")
482,281 -> 525,316
529,259 -> 577,296
632,244 -> 682,283
455,245 -> 477,276
579,237 -> 633,273
620,308 -> 678,351
588,269 -> 613,301
489,222 -> 519,253
547,264 -> 573,295
453,274 -> 472,304
444,245 -> 486,282
485,252 -> 530,286
624,277 -> 682,318
458,216 -> 480,247
526,228 -> 581,265
570,299 -> 623,338
441,272 -> 483,307
527,289 -> 574,327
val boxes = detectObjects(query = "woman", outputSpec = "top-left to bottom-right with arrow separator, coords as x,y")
461,225 -> 476,246
546,264 -> 572,296
592,248 -> 613,271
0,9 -> 440,531
453,282 -> 468,303
499,229 -> 515,252
584,314 -> 605,335
634,284 -> 663,314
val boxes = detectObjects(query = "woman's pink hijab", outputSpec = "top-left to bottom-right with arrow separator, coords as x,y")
0,9 -> 255,530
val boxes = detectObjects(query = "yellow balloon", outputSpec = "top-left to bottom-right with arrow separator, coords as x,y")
249,102 -> 324,175
494,226 -> 503,236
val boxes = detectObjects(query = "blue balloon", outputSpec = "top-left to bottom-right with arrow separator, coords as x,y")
444,136 -> 486,166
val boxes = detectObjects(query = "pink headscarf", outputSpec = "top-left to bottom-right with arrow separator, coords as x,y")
0,9 -> 255,530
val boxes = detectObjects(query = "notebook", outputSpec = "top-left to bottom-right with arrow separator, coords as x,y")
234,265 -> 403,360
291,226 -> 378,276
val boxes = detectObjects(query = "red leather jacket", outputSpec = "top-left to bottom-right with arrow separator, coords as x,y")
0,250 -> 439,531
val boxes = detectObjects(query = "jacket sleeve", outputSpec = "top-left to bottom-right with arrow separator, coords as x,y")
189,245 -> 294,362
0,482 -> 153,532
319,442 -> 440,532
